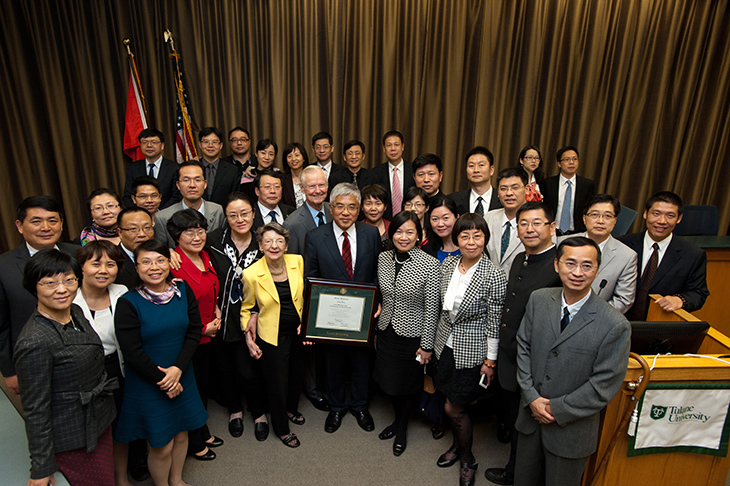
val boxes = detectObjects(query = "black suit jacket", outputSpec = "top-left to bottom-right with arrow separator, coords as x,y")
252,203 -> 295,232
367,161 -> 415,220
205,159 -> 242,206
541,175 -> 595,233
123,157 -> 181,209
115,248 -> 138,290
448,188 -> 502,215
0,242 -> 80,376
305,222 -> 380,284
329,167 -> 371,191
617,232 -> 709,315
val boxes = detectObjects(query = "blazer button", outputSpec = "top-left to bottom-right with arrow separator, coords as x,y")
546,375 -> 551,381
552,350 -> 558,357
501,323 -> 506,327
511,292 -> 516,297
505,308 -> 510,313
517,276 -> 522,281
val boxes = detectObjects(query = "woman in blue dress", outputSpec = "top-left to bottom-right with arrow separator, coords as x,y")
114,239 -> 207,486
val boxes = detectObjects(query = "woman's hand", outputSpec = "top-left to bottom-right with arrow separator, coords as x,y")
28,475 -> 54,486
203,317 -> 221,337
373,303 -> 382,319
165,382 -> 184,399
245,331 -> 262,359
480,360 -> 496,386
246,314 -> 258,338
156,365 -> 182,391
416,348 -> 432,366
169,251 -> 182,271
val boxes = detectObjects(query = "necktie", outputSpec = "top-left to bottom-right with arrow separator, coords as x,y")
148,163 -> 155,177
475,196 -> 484,216
628,243 -> 660,320
352,171 -> 358,187
561,307 -> 571,332
205,164 -> 216,198
268,211 -> 278,224
317,212 -> 325,227
392,168 -> 402,215
559,180 -> 572,233
342,231 -> 353,279
501,221 -> 511,261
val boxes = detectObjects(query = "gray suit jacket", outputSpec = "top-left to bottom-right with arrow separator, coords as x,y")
485,209 -> 524,275
153,200 -> 226,247
283,202 -> 332,258
516,289 -> 630,459
557,233 -> 638,314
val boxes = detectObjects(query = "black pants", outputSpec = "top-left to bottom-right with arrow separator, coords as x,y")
325,344 -> 371,412
211,336 -> 267,418
189,342 -> 212,454
258,335 -> 304,437
499,386 -> 521,476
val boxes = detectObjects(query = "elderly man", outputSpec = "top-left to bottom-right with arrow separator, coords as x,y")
284,166 -> 332,257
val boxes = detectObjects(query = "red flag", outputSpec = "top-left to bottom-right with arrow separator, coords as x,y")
123,54 -> 148,160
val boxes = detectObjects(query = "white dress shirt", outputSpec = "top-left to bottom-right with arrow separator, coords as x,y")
333,223 -> 357,269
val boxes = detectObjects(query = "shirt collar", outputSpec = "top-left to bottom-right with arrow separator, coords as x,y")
561,290 -> 591,320
644,230 -> 673,252
26,242 -> 59,256
559,173 -> 577,185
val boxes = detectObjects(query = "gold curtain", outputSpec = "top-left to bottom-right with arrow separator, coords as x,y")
1,0 -> 729,251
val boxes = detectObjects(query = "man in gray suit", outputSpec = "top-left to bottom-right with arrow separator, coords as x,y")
154,160 -> 225,247
485,168 -> 528,275
514,237 -> 630,486
557,194 -> 637,314
284,166 -> 332,257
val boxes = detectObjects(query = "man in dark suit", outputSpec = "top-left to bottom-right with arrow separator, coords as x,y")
367,130 -> 415,220
251,170 -> 295,231
329,140 -> 370,190
305,183 -> 381,433
618,191 -> 709,320
312,132 -> 346,188
129,175 -> 163,216
0,196 -> 80,395
123,128 -> 181,209
514,237 -> 631,486
486,201 -> 561,486
116,206 -> 154,289
221,126 -> 253,183
449,146 -> 502,216
412,153 -> 445,203
541,146 -> 595,235
198,126 -> 241,205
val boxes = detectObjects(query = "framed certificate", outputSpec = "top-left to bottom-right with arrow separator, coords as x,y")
302,278 -> 378,346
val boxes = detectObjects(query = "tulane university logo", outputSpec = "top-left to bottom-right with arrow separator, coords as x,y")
651,405 -> 667,420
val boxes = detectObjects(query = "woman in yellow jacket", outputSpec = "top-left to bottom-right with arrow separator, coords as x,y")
241,222 -> 306,448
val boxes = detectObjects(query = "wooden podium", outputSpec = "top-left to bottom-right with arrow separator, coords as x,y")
582,295 -> 730,486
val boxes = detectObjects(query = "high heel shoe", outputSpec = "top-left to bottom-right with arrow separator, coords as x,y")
459,461 -> 478,486
436,446 -> 459,467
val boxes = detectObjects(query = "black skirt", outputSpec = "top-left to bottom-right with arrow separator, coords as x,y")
373,325 -> 424,396
434,346 -> 487,405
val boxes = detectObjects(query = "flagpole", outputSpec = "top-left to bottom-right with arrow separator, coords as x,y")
123,38 -> 147,117
164,29 -> 197,161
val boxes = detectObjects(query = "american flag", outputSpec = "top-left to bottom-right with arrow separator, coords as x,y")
166,31 -> 197,163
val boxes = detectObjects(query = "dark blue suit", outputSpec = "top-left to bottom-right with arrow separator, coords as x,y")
123,157 -> 181,209
305,221 -> 380,412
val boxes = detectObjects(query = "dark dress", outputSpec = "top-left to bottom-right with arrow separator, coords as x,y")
374,324 -> 422,395
114,284 -> 208,448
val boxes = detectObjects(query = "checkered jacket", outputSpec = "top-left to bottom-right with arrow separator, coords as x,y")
434,255 -> 507,369
376,248 -> 441,350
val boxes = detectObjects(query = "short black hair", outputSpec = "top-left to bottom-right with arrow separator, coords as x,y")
516,201 -> 554,223
16,195 -> 64,223
138,128 -> 164,143
644,191 -> 683,215
167,209 -> 208,243
557,236 -> 601,267
404,186 -> 429,207
176,160 -> 205,180
86,188 -> 122,210
451,213 -> 490,246
118,206 -> 152,227
411,153 -> 443,173
556,146 -> 579,162
583,194 -> 621,217
283,143 -> 310,173
75,240 -> 125,272
360,184 -> 389,206
131,175 -> 161,195
343,140 -> 365,154
198,126 -> 223,142
496,167 -> 528,186
255,138 -> 278,155
254,169 -> 284,189
388,210 -> 423,242
228,126 -> 250,139
465,146 -> 494,166
133,239 -> 171,264
518,144 -> 544,182
222,191 -> 255,214
23,249 -> 81,297
382,130 -> 404,145
312,132 -> 333,146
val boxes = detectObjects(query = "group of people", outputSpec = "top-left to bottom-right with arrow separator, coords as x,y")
0,125 -> 710,486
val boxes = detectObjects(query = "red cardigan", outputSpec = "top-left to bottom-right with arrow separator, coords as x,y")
171,247 -> 219,345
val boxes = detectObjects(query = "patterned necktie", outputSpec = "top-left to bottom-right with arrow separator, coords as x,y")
268,211 -> 278,224
342,231 -> 353,279
560,307 -> 571,332
628,243 -> 660,320
148,163 -> 155,177
475,196 -> 484,216
317,212 -> 325,227
352,171 -> 358,187
392,167 -> 402,215
501,221 -> 511,260
559,180 -> 572,233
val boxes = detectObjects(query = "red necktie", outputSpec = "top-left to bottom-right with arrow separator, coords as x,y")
342,231 -> 353,280
392,168 -> 402,215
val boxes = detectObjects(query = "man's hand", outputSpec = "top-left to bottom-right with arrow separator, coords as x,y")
529,397 -> 555,424
5,375 -> 19,395
656,295 -> 683,312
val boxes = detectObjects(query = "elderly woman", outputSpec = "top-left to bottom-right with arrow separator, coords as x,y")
422,196 -> 461,262
517,145 -> 544,202
80,188 -> 123,245
281,142 -> 309,208
73,240 -> 131,485
242,222 -> 306,448
166,209 -> 224,460
433,213 -> 507,486
207,192 -> 269,440
374,211 -> 440,456
114,239 -> 208,486
361,184 -> 391,251
403,186 -> 430,240
15,249 -> 117,486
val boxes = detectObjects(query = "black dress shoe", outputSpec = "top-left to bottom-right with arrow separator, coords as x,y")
325,410 -> 344,433
431,424 -> 445,440
254,422 -> 269,441
459,462 -> 479,486
351,409 -> 375,431
228,418 -> 244,438
306,394 -> 331,411
206,435 -> 224,448
436,446 -> 460,468
192,448 -> 216,461
393,432 -> 407,456
496,423 -> 511,444
378,423 -> 397,440
484,467 -> 514,485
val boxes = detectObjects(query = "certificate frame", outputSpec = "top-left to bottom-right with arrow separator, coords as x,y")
302,278 -> 378,346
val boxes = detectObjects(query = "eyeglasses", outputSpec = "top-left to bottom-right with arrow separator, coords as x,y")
133,193 -> 161,201
560,157 -> 579,163
261,238 -> 286,246
91,203 -> 120,213
180,177 -> 204,184
137,258 -> 169,268
304,183 -> 327,191
140,140 -> 161,146
585,212 -> 615,221
558,260 -> 596,273
518,220 -> 549,229
38,277 -> 79,290
227,210 -> 253,221
181,228 -> 206,240
229,138 -> 249,144
498,184 -> 524,193
200,139 -> 221,146
120,225 -> 154,235
523,156 -> 540,161
260,184 -> 282,191
332,203 -> 359,212
314,144 -> 331,151
404,202 -> 426,210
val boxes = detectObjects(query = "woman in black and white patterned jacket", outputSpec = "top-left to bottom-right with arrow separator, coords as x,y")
373,210 -> 441,457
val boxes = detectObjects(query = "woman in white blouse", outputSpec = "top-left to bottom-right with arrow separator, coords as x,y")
73,240 -> 131,486
432,213 -> 508,486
